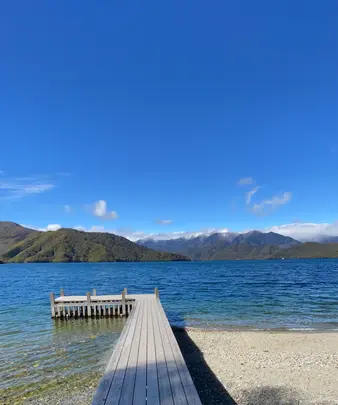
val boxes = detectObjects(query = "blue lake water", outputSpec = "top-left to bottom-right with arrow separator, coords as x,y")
1,259 -> 338,401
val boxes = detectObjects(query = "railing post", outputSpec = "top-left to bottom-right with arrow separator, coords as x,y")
50,292 -> 55,317
60,288 -> 65,297
155,287 -> 159,299
122,289 -> 126,316
87,292 -> 91,317
93,288 -> 97,296
124,287 -> 128,295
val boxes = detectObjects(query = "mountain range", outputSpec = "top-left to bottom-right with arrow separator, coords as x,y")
1,221 -> 338,263
0,222 -> 189,263
137,231 -> 338,260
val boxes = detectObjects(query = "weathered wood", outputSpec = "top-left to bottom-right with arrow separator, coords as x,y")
93,288 -> 97,296
50,292 -> 55,317
155,287 -> 159,299
92,302 -> 140,405
60,288 -> 65,297
122,290 -> 126,316
87,292 -> 91,317
147,299 -> 160,405
91,293 -> 201,405
151,299 -> 173,405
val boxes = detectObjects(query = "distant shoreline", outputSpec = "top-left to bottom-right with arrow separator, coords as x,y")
2,256 -> 338,264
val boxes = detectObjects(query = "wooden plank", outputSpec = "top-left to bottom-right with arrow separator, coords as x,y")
157,304 -> 202,405
55,294 -> 154,303
92,303 -> 140,405
147,299 -> 160,405
104,301 -> 142,405
118,299 -> 144,405
154,301 -> 188,405
151,300 -> 174,405
133,299 -> 148,405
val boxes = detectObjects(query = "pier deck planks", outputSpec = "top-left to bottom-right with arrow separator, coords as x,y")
91,295 -> 202,405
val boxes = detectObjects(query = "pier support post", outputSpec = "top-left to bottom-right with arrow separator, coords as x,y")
50,292 -> 55,317
124,287 -> 128,295
155,287 -> 159,299
60,288 -> 65,297
93,288 -> 97,296
87,292 -> 91,317
122,289 -> 126,316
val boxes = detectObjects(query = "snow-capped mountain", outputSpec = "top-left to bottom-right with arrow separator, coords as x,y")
137,230 -> 300,260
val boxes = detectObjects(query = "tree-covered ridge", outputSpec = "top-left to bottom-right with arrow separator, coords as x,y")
1,227 -> 189,263
0,221 -> 37,255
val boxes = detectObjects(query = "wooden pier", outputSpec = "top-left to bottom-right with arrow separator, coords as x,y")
92,291 -> 202,405
50,289 -> 202,405
49,288 -> 148,318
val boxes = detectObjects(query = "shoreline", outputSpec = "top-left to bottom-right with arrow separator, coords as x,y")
6,328 -> 338,405
173,324 -> 338,333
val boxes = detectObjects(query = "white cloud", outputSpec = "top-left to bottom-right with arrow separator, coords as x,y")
156,219 -> 173,225
92,200 -> 118,220
238,177 -> 254,186
20,220 -> 338,243
252,192 -> 292,214
267,222 -> 338,242
245,186 -> 260,205
64,205 -> 72,213
135,227 -> 231,241
0,177 -> 55,199
38,224 -> 62,231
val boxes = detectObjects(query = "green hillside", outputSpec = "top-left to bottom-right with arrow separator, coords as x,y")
0,222 -> 37,255
1,227 -> 189,263
270,242 -> 338,259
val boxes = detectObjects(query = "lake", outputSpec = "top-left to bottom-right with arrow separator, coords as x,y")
1,259 -> 338,402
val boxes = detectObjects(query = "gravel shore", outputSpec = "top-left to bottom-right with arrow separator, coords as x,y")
174,328 -> 338,405
18,329 -> 338,405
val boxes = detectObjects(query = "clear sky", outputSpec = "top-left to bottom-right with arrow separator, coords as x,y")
1,1 -> 338,241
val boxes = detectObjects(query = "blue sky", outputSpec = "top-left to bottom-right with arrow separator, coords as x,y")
1,1 -> 338,241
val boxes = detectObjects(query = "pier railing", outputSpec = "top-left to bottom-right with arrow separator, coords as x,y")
49,288 -> 159,319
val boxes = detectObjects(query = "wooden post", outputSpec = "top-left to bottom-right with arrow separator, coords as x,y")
87,292 -> 91,317
50,292 -> 55,317
124,287 -> 128,295
122,289 -> 126,316
60,288 -> 65,297
93,288 -> 97,296
155,287 -> 159,299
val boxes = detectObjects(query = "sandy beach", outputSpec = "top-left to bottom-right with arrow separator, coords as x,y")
175,329 -> 338,405
17,329 -> 338,405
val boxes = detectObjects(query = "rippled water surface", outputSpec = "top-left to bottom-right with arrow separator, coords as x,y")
1,260 -> 338,401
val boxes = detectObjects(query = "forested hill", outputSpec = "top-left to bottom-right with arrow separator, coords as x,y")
0,224 -> 189,263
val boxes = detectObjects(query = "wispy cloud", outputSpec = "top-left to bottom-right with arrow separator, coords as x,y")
0,177 -> 55,199
156,219 -> 173,225
252,192 -> 292,214
245,186 -> 260,205
237,177 -> 254,186
64,205 -> 72,213
91,200 -> 118,220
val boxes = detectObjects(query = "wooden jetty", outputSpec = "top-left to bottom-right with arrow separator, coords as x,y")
49,288 -> 145,318
50,289 -> 202,405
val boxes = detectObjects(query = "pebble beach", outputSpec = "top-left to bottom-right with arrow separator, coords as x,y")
12,329 -> 338,405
